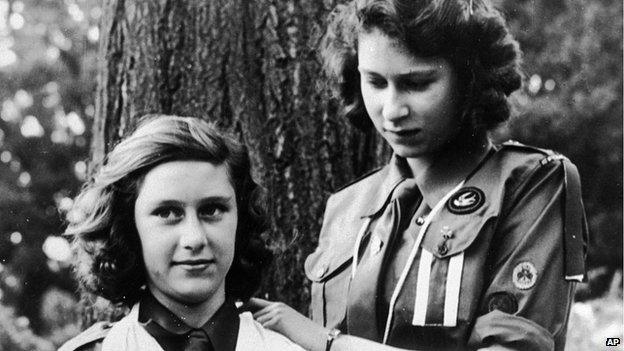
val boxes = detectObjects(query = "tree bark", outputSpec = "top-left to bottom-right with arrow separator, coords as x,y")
92,0 -> 389,313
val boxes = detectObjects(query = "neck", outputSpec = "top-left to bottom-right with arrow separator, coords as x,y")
148,286 -> 225,328
406,131 -> 491,195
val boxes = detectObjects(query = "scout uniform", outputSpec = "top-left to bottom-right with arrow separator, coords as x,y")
59,293 -> 304,351
305,141 -> 587,351
58,321 -> 110,351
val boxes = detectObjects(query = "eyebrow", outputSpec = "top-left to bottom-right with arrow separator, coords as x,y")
358,67 -> 437,79
148,196 -> 234,207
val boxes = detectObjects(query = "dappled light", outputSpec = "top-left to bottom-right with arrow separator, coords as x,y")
0,0 -> 98,348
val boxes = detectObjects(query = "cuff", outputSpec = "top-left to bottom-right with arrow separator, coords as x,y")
468,310 -> 554,351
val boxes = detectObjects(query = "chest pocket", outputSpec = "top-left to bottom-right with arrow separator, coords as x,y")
405,197 -> 498,328
422,208 -> 495,259
304,242 -> 353,328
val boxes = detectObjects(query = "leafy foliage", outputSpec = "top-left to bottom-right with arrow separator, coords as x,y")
0,0 -> 97,339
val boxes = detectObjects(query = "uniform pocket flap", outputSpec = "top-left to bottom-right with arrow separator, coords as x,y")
422,201 -> 497,259
305,245 -> 353,283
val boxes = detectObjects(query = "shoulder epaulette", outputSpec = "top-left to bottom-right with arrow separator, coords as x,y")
499,140 -> 552,155
58,321 -> 112,351
501,140 -> 567,158
332,166 -> 383,194
500,140 -> 571,166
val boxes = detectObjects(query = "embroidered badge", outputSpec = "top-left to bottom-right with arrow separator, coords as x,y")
487,292 -> 518,314
512,262 -> 538,290
446,187 -> 485,214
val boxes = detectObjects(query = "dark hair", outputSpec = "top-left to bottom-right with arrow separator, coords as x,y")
321,0 -> 523,132
65,115 -> 271,306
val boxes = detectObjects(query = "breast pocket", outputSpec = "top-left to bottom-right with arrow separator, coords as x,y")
305,248 -> 352,328
409,210 -> 497,328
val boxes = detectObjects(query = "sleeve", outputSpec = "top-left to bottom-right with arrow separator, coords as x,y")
467,157 -> 588,351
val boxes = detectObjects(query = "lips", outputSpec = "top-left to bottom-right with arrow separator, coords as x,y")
393,129 -> 419,136
384,127 -> 421,138
172,259 -> 215,271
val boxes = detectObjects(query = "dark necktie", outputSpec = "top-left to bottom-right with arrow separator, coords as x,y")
388,179 -> 421,234
346,178 -> 420,341
184,329 -> 214,351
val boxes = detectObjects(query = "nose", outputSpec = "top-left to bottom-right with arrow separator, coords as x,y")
381,87 -> 409,122
179,216 -> 207,252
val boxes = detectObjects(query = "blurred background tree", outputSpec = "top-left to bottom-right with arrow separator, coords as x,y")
0,0 -> 620,349
500,0 -> 623,275
0,0 -> 97,348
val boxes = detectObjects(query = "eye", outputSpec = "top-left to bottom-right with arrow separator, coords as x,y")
152,206 -> 184,223
400,79 -> 433,92
366,76 -> 387,89
198,203 -> 229,221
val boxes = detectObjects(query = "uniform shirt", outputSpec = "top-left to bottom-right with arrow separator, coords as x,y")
58,292 -> 239,351
305,142 -> 588,351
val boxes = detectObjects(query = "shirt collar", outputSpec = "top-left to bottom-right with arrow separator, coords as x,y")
363,145 -> 495,217
202,298 -> 240,351
138,292 -> 240,351
362,154 -> 413,217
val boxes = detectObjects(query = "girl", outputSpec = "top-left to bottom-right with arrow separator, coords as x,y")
251,0 -> 587,350
60,115 -> 304,351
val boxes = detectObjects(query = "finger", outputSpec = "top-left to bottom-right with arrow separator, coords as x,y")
241,297 -> 272,313
252,307 -> 272,320
249,297 -> 273,308
263,317 -> 280,331
256,313 -> 275,327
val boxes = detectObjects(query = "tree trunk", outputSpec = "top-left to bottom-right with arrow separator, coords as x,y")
92,0 -> 389,315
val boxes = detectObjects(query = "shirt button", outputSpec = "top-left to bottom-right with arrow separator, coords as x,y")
415,216 -> 425,225
437,243 -> 448,255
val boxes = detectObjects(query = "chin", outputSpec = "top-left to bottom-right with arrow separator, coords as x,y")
172,284 -> 220,305
391,144 -> 427,159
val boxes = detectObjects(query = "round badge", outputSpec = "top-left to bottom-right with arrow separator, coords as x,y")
512,261 -> 538,290
487,292 -> 518,314
446,187 -> 485,215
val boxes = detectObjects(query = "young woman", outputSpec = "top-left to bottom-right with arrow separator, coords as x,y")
250,0 -> 588,350
59,115 -> 304,351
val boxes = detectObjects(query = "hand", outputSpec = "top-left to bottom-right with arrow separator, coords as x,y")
248,297 -> 328,351
247,298 -> 408,351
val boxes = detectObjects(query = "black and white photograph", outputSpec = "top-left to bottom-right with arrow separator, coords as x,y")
0,0 -> 621,350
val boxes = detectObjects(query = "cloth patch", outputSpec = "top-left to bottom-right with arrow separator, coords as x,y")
446,187 -> 485,214
512,261 -> 538,290
487,292 -> 518,314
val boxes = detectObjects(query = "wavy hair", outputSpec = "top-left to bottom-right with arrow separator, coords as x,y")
321,0 -> 522,132
65,115 -> 271,306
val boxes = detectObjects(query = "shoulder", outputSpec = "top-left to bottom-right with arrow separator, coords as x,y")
58,322 -> 113,351
463,140 -> 580,216
237,312 -> 305,351
487,141 -> 584,223
490,140 -> 575,189
496,140 -> 565,169
332,166 -> 384,194
326,166 -> 385,208
320,165 -> 386,236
